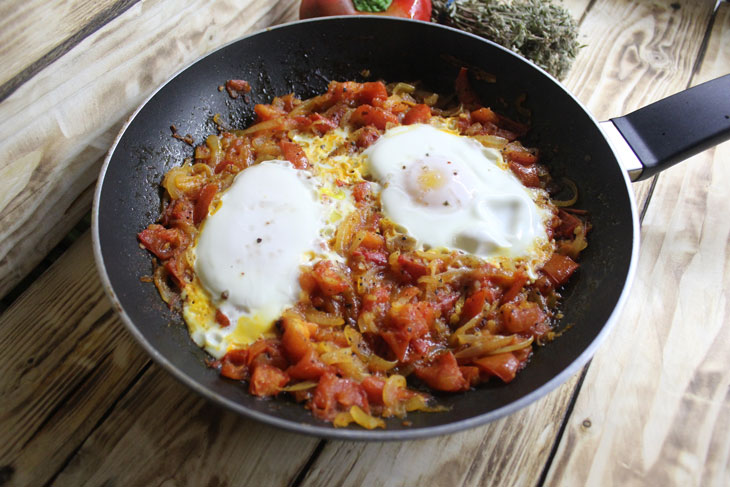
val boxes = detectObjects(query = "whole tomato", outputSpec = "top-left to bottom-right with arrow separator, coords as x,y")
299,0 -> 432,21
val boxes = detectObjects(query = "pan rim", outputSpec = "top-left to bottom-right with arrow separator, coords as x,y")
91,15 -> 641,440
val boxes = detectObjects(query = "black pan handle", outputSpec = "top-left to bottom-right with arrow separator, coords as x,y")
609,74 -> 730,181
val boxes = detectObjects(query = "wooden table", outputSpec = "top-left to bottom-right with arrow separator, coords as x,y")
1,1 -> 728,485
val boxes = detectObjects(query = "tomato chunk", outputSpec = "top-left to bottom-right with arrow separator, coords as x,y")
542,254 -> 579,286
194,183 -> 218,224
287,348 -> 329,381
501,301 -> 546,334
351,104 -> 398,130
455,67 -> 481,109
219,349 -> 248,380
312,260 -> 350,296
249,364 -> 289,396
279,139 -> 309,169
312,372 -> 369,420
474,352 -> 522,383
403,104 -> 431,125
414,352 -> 469,392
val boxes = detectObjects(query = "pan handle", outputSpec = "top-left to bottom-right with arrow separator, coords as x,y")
606,74 -> 730,182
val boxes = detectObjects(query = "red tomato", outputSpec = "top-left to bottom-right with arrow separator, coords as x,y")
473,352 -> 521,383
351,104 -> 399,130
279,139 -> 309,169
218,349 -> 248,380
137,224 -> 183,260
249,364 -> 289,396
508,161 -> 541,187
455,67 -> 481,109
312,372 -> 369,420
501,301 -> 546,334
542,254 -> 579,286
414,352 -> 469,392
193,183 -> 218,224
312,260 -> 351,296
361,375 -> 386,405
287,348 -> 329,381
402,104 -> 431,125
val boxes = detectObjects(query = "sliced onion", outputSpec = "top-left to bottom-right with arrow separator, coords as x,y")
553,178 -> 578,207
304,308 -> 344,326
350,405 -> 385,429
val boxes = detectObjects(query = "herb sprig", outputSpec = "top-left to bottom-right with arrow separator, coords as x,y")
433,0 -> 581,80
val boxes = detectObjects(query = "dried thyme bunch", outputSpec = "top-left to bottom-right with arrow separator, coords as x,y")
432,0 -> 580,80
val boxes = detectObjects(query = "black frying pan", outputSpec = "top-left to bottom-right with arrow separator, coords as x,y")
92,16 -> 730,440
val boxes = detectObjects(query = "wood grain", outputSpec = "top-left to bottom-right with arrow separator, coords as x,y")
562,0 -> 717,208
50,366 -> 321,487
544,3 -> 730,486
0,233 -> 150,487
0,0 -> 139,101
0,0 -> 299,301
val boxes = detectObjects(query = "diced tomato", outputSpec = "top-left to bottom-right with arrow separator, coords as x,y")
312,260 -> 350,296
194,183 -> 218,224
555,209 -> 581,239
389,302 -> 434,338
501,301 -> 546,334
163,254 -> 188,287
361,375 -> 386,406
279,139 -> 309,169
501,272 -> 528,304
360,231 -> 385,250
461,288 -> 489,323
454,67 -> 481,109
214,309 -> 230,328
138,224 -> 183,260
225,79 -> 251,99
358,81 -> 389,107
414,352 -> 469,392
354,126 -> 381,148
350,104 -> 398,130
542,254 -> 579,287
312,372 -> 369,420
470,107 -> 499,125
504,143 -> 539,166
249,364 -> 289,396
247,339 -> 288,371
396,253 -> 430,281
509,161 -> 541,187
287,348 -> 328,381
431,290 -> 460,315
281,315 -> 313,362
473,352 -> 521,383
161,198 -> 194,228
356,249 -> 388,266
254,103 -> 286,121
402,104 -> 431,125
352,181 -> 371,202
218,349 -> 248,380
459,365 -> 481,387
309,113 -> 339,135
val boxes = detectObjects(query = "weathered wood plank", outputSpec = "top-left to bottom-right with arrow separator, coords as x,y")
562,0 -> 716,208
544,3 -> 730,486
299,377 -> 580,487
0,0 -> 138,101
0,233 -> 150,487
49,365 -> 321,487
292,1 -> 717,485
0,0 -> 299,300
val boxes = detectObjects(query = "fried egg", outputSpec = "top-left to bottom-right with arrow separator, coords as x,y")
364,123 -> 553,272
185,160 -> 335,358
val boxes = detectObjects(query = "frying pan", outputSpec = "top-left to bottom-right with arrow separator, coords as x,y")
92,16 -> 730,440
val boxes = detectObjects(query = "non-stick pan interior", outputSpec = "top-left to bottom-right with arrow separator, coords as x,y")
95,17 -> 636,439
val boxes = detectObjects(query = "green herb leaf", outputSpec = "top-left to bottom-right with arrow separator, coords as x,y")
432,0 -> 581,80
353,0 -> 393,13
